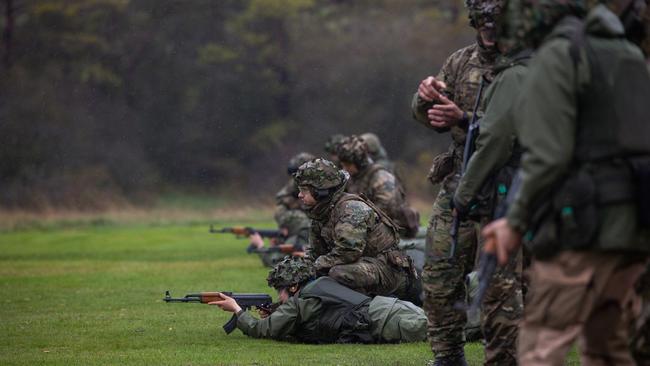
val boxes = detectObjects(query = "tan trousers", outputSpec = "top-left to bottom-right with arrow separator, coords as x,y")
518,251 -> 646,366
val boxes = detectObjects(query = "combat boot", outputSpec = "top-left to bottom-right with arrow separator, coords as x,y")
426,351 -> 468,366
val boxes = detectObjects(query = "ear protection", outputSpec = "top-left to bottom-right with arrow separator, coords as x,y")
314,188 -> 330,200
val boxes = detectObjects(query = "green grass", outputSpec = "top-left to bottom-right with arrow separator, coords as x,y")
0,220 -> 580,365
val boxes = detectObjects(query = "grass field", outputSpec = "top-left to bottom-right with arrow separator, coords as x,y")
0,218 -> 580,365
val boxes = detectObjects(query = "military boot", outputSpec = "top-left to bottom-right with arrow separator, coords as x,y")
426,351 -> 468,366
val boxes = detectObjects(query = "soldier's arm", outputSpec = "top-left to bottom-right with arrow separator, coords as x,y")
236,297 -> 309,339
506,39 -> 577,233
410,53 -> 458,132
314,201 -> 372,269
454,66 -> 525,210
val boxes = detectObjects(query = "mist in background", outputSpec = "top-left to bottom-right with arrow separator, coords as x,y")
0,0 -> 474,211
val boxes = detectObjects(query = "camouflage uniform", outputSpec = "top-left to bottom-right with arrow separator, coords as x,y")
236,256 -> 427,343
294,159 -> 416,300
274,152 -> 314,226
257,210 -> 311,268
337,135 -> 418,238
360,132 -> 395,173
410,1 -> 500,362
323,134 -> 345,166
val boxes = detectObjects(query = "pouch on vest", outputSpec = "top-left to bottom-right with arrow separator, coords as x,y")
428,150 -> 454,185
526,169 -> 598,258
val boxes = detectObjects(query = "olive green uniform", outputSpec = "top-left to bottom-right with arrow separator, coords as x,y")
411,41 -> 497,358
506,6 -> 650,364
235,277 -> 426,343
451,51 -> 531,365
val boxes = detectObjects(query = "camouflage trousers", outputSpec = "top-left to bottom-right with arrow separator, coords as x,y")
422,182 -> 522,365
632,263 -> 650,365
327,254 -> 411,300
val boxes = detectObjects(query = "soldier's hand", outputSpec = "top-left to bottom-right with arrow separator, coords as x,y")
418,76 -> 447,102
248,233 -> 264,249
481,218 -> 522,265
208,293 -> 243,314
258,308 -> 271,319
428,94 -> 464,128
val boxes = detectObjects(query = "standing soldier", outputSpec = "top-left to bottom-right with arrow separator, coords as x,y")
484,0 -> 650,364
411,0 -> 503,364
337,135 -> 420,239
293,158 -> 418,302
451,20 -> 532,366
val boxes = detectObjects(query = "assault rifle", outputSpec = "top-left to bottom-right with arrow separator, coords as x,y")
163,290 -> 275,334
209,225 -> 285,239
466,172 -> 523,314
449,75 -> 488,259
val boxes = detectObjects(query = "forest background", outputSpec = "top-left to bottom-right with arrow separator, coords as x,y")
0,0 -> 475,215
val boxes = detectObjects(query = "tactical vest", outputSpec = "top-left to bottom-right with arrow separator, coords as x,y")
325,193 -> 400,256
298,277 -> 373,344
569,19 -> 650,161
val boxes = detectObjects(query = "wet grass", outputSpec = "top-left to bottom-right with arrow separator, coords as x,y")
0,221 -> 580,365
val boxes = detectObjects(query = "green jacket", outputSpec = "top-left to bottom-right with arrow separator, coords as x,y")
453,51 -> 531,213
235,278 -> 426,343
507,6 -> 649,253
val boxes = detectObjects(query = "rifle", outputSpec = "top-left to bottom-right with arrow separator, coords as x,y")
449,75 -> 488,259
465,171 -> 523,314
209,225 -> 285,239
246,243 -> 302,255
163,290 -> 275,334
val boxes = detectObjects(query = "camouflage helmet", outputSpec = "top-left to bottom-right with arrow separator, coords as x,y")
287,152 -> 315,175
336,135 -> 371,169
466,0 -> 506,28
293,158 -> 347,190
324,134 -> 345,155
360,132 -> 388,161
267,256 -> 315,290
277,209 -> 310,236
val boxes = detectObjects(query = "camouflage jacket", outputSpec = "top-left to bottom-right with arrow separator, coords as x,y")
306,192 -> 399,270
411,42 -> 497,164
346,163 -> 405,221
274,179 -> 302,225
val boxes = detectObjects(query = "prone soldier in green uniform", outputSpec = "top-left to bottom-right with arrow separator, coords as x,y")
410,0 -> 503,364
210,256 -> 427,343
293,158 -> 417,302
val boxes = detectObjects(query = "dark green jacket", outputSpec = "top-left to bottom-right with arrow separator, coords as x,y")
507,6 -> 649,253
453,51 -> 531,213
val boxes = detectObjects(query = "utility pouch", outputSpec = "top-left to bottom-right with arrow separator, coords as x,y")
628,156 -> 650,227
526,169 -> 598,258
387,250 -> 412,270
552,169 -> 598,250
428,151 -> 454,185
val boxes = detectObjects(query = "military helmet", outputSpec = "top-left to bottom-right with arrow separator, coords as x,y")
287,152 -> 315,175
336,135 -> 371,169
277,209 -> 310,236
267,256 -> 316,290
293,158 -> 347,190
466,0 -> 506,28
360,132 -> 388,160
324,134 -> 345,155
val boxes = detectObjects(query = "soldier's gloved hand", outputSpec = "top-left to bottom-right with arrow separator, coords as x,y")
313,259 -> 330,277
